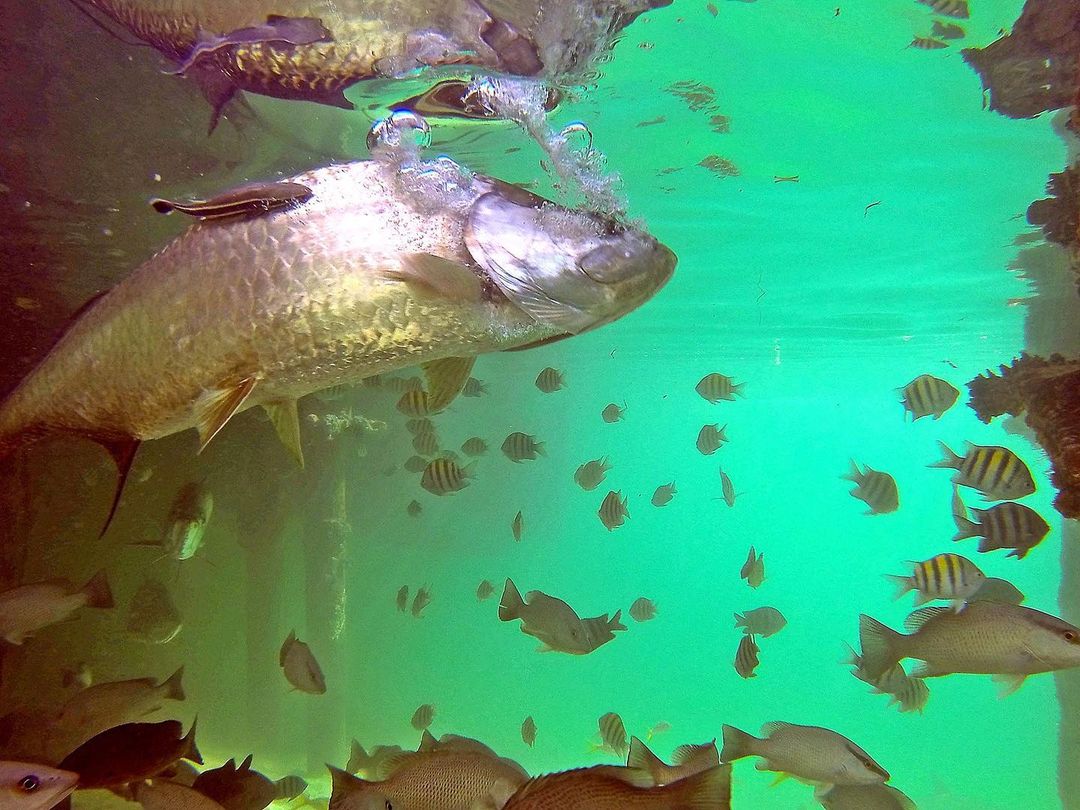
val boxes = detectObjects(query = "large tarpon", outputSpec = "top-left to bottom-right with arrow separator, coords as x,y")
0,147 -> 675,530
75,0 -> 671,128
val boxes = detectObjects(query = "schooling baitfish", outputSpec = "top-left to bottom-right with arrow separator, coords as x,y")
0,146 -> 674,529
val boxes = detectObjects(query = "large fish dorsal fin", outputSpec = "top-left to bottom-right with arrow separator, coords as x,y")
903,606 -> 950,632
417,729 -> 438,751
422,356 -> 475,413
626,736 -> 662,771
262,400 -> 304,468
150,182 -> 313,221
194,377 -> 257,453
673,741 -> 719,766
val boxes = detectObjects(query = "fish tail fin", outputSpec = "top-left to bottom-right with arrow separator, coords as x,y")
733,381 -> 746,398
627,735 -> 663,771
884,574 -> 914,601
608,610 -> 626,632
162,665 -> 185,701
842,641 -> 864,669
183,717 -> 202,765
719,724 -> 758,763
663,763 -> 732,809
534,441 -> 546,457
346,739 -> 370,774
840,459 -> 861,482
929,440 -> 962,469
858,614 -> 904,681
952,515 -> 981,542
733,612 -> 747,629
81,569 -> 114,609
498,578 -> 525,621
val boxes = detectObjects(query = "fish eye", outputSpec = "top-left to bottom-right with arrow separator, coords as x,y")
18,775 -> 40,793
384,801 -> 393,810
1065,630 -> 1078,643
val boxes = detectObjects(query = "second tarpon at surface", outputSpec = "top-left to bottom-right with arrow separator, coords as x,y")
0,142 -> 675,531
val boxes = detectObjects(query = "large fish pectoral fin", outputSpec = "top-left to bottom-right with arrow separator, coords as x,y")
262,400 -> 304,468
151,182 -> 313,221
392,253 -> 484,303
93,435 -> 141,540
194,377 -> 258,453
992,672 -> 1028,697
502,333 -> 574,352
422,356 -> 475,413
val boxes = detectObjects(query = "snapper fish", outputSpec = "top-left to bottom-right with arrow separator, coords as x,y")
0,762 -> 78,810
501,764 -> 731,809
59,720 -> 202,790
499,579 -> 612,655
626,737 -> 719,786
279,631 -> 326,694
0,570 -> 114,646
0,142 -> 674,538
135,781 -> 226,810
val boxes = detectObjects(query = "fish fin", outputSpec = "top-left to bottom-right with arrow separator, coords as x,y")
928,440 -> 962,469
346,739 -> 368,774
162,665 -> 186,701
328,765 -> 368,800
94,436 -> 141,539
719,724 -> 758,762
184,718 -> 202,765
80,569 -> 114,609
392,253 -> 483,303
239,754 -> 254,771
608,610 -> 626,632
840,459 -> 862,482
418,729 -> 438,751
422,356 -> 476,413
498,579 -> 524,621
151,182 -> 313,221
673,741 -> 719,766
279,630 -> 297,667
992,672 -> 1027,697
502,333 -> 575,352
903,606 -> 949,632
194,377 -> 258,453
769,772 -> 792,787
908,660 -> 944,678
952,515 -> 981,542
883,574 -> 914,601
858,614 -> 904,680
626,736 -> 662,770
659,763 -> 731,808
262,400 -> 304,468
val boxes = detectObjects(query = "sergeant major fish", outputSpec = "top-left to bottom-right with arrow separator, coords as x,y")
929,442 -> 1035,501
0,145 -> 675,536
899,373 -> 958,420
953,502 -> 1050,558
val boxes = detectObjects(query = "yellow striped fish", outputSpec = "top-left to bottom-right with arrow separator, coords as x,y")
396,388 -> 431,416
406,418 -> 436,436
412,431 -> 440,457
696,424 -> 727,455
886,554 -> 985,609
953,502 -> 1051,559
594,712 -> 628,757
410,704 -> 435,730
843,461 -> 899,515
461,437 -> 488,457
535,367 -> 565,393
929,442 -> 1036,501
909,36 -> 948,49
899,374 -> 959,421
917,0 -> 969,18
598,491 -> 629,531
734,633 -> 760,679
420,458 -> 474,496
502,432 -> 545,462
695,373 -> 745,403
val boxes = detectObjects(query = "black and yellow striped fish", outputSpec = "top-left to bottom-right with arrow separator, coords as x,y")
404,455 -> 428,473
909,36 -> 949,49
930,442 -> 1036,501
412,431 -> 439,457
886,553 -> 985,607
461,437 -> 488,457
899,374 -> 959,421
596,712 -> 628,757
535,367 -> 565,393
696,424 -> 728,455
420,458 -> 473,496
734,633 -> 760,679
396,388 -> 431,416
462,378 -> 488,397
406,418 -> 436,436
917,0 -> 969,19
954,502 -> 1051,559
696,373 -> 745,403
843,461 -> 899,515
501,432 -> 545,462
598,490 -> 629,531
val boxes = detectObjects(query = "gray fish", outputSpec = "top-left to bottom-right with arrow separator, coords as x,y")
595,713 -> 628,757
929,442 -> 1035,501
629,597 -> 657,622
859,601 -> 1080,694
404,455 -> 429,473
899,373 -> 959,420
718,468 -> 736,507
951,484 -> 967,528
598,490 -> 629,531
461,437 -> 488,457
477,580 -> 496,601
740,547 -> 765,589
843,461 -> 899,515
498,580 -> 593,655
502,432 -> 545,462
0,570 -> 114,645
626,737 -> 720,786
125,578 -> 183,645
193,754 -> 277,810
0,761 -> 78,810
720,722 -> 888,785
696,424 -> 727,455
601,403 -> 625,423
279,631 -> 326,694
734,633 -> 760,678
462,378 -> 488,398
696,373 -> 744,403
411,704 -> 435,730
651,482 -> 676,507
512,511 -> 525,542
575,458 -> 611,491
535,367 -> 564,393
734,607 -> 786,637
396,585 -> 410,612
421,457 -> 474,495
971,577 -> 1025,605
0,155 -> 674,536
521,716 -> 537,747
953,502 -> 1050,558
406,500 -> 422,517
816,783 -> 917,810
917,0 -> 968,18
930,20 -> 965,39
412,586 -> 432,618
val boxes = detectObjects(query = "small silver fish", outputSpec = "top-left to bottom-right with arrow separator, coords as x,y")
971,577 -> 1025,605
734,607 -> 786,637
535,367 -> 564,393
347,741 -> 406,779
404,455 -> 429,473
718,468 -> 736,507
598,490 -> 629,531
279,631 -> 326,695
740,547 -> 765,588
511,511 -> 525,542
575,458 -> 611,491
651,482 -> 676,507
601,403 -> 625,423
521,716 -> 537,747
629,597 -> 657,622
734,633 -> 760,678
696,424 -> 727,455
412,586 -> 432,618
502,432 -> 545,462
462,377 -> 488,397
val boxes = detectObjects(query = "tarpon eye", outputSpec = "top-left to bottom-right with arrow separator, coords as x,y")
1064,630 -> 1078,643
18,775 -> 40,793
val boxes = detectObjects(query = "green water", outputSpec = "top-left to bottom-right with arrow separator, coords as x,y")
3,0 -> 1073,808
